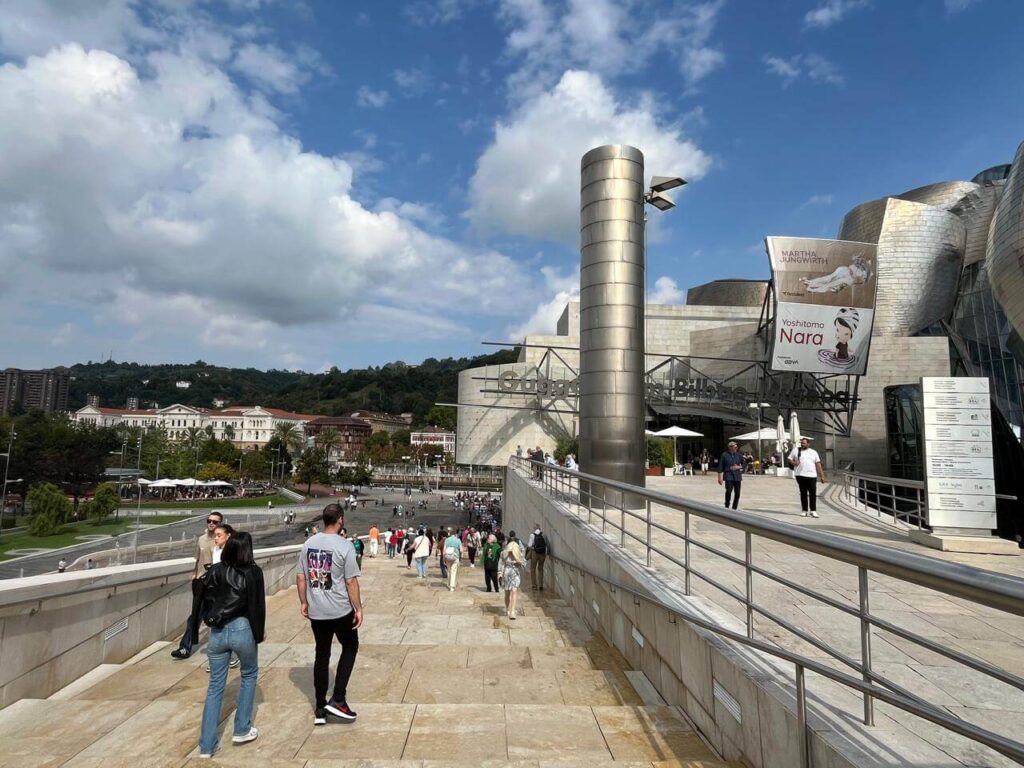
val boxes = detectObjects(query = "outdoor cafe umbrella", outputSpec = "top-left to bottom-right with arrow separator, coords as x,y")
777,414 -> 786,454
655,425 -> 705,468
730,427 -> 782,442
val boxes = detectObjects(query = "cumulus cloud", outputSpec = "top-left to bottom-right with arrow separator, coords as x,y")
498,0 -> 726,100
467,70 -> 712,243
0,43 -> 535,368
763,52 -> 844,86
356,85 -> 391,107
231,42 -> 323,94
647,276 -> 684,304
0,0 -> 156,59
506,266 -> 579,339
803,0 -> 870,29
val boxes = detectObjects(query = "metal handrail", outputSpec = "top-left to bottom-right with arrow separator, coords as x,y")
544,552 -> 1024,766
509,456 -> 1024,767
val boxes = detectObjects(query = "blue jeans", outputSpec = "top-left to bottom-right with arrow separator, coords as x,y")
199,616 -> 258,755
415,556 -> 427,577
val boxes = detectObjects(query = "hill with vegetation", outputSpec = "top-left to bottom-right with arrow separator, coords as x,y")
68,349 -> 518,428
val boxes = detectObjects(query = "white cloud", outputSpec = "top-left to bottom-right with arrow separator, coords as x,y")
403,0 -> 478,25
393,66 -> 431,94
232,43 -> 308,94
467,70 -> 712,243
497,0 -> 726,100
803,0 -> 870,29
944,0 -> 981,11
763,53 -> 844,86
0,0 -> 157,59
506,266 -> 579,339
356,85 -> 391,107
799,193 -> 833,209
647,276 -> 684,304
0,44 -> 536,362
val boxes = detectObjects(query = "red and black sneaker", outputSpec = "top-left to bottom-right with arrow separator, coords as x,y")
325,701 -> 357,721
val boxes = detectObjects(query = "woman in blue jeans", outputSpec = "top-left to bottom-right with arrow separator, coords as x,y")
190,531 -> 266,758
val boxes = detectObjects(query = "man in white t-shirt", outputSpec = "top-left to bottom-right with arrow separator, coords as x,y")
788,437 -> 826,518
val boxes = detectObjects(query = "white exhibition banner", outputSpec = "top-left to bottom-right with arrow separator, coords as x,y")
921,376 -> 997,530
766,237 -> 878,376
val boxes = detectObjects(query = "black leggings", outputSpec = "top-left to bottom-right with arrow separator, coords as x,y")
310,611 -> 359,709
724,480 -> 741,509
796,476 -> 818,512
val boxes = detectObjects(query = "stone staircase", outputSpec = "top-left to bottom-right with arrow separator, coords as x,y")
0,554 -> 737,767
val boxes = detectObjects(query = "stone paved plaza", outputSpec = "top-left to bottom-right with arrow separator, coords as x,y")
0,549 -> 736,767
587,473 -> 1024,767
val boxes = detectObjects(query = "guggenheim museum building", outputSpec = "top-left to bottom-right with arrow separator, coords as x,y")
456,141 -> 1024,538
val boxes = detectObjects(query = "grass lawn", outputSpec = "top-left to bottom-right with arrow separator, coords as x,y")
137,494 -> 297,509
0,515 -> 190,560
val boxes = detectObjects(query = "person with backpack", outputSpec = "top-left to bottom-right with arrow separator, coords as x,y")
443,528 -> 462,591
526,524 -> 548,591
351,536 -> 364,569
411,528 -> 430,579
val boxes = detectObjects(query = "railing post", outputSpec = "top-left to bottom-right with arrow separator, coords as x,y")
796,663 -> 810,768
683,509 -> 691,596
858,566 -> 875,726
600,485 -> 607,534
646,499 -> 652,567
620,502 -> 626,548
745,531 -> 753,639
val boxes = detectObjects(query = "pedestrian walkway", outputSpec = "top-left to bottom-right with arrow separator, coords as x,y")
0,552 -> 737,767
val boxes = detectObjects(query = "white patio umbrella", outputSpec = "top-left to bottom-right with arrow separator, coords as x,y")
655,425 -> 705,468
776,414 -> 786,455
731,427 -> 782,442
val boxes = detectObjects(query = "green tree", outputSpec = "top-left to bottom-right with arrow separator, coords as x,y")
239,447 -> 265,480
273,422 -> 304,454
365,431 -> 390,451
423,404 -> 457,431
390,429 -> 411,447
27,482 -> 71,536
182,426 -> 207,451
315,427 -> 341,459
83,482 -> 120,525
554,437 -> 579,463
646,438 -> 673,468
223,423 -> 236,441
200,437 -> 240,467
294,447 -> 329,493
198,461 -> 234,482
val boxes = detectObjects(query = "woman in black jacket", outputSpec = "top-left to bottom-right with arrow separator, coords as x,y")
192,531 -> 266,758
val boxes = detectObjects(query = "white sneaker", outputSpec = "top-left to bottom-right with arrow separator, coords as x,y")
232,727 -> 258,744
198,753 -> 212,759
800,512 -> 808,517
810,511 -> 820,518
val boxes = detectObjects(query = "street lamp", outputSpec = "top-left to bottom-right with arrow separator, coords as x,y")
135,435 -> 143,470
0,429 -> 16,532
645,175 -> 686,211
748,402 -> 771,474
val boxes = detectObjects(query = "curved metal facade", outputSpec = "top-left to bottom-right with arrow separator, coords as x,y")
578,145 -> 646,490
987,141 -> 1024,346
872,198 -> 966,336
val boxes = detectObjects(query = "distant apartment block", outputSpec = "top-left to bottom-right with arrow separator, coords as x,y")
411,426 -> 456,455
1,368 -> 70,415
349,410 -> 413,435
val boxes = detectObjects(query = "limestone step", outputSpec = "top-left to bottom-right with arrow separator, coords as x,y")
0,554 -> 740,766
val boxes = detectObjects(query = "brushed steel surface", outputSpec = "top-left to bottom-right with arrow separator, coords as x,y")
579,144 -> 646,493
987,140 -> 1024,345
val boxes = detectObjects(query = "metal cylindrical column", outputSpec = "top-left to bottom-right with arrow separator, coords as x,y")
579,145 -> 646,503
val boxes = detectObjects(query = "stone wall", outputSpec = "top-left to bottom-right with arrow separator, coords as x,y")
504,469 -> 861,768
834,335 -> 951,474
0,545 -> 300,709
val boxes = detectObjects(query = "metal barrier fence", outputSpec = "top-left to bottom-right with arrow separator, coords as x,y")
508,456 -> 1024,766
838,469 -> 927,528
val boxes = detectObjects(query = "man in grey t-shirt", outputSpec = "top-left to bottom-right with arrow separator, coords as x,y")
297,503 -> 362,726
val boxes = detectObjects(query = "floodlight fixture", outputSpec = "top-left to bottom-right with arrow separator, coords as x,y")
646,190 -> 676,211
650,176 -> 686,193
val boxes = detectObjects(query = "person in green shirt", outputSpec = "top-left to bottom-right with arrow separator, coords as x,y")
481,534 -> 502,592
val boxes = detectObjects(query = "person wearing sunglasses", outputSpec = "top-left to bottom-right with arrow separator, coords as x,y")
171,512 -> 225,659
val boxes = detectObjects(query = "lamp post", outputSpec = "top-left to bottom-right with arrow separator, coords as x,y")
748,402 -> 771,474
0,429 -> 15,533
135,435 -> 143,470
133,479 -> 143,564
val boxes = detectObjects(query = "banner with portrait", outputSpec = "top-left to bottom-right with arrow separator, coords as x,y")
766,236 -> 878,376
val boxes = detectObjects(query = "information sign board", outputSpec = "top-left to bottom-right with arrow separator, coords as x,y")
921,377 -> 996,530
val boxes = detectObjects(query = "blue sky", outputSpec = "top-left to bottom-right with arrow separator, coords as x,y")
0,0 -> 1021,372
